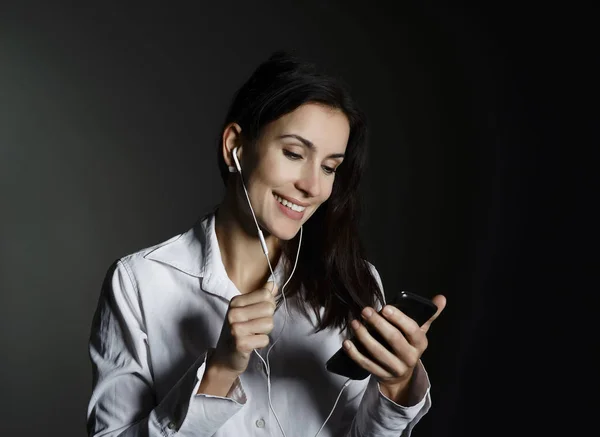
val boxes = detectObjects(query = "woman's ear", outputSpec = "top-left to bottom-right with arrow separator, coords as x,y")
222,123 -> 243,172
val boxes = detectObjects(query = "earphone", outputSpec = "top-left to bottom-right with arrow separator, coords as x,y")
230,146 -> 351,437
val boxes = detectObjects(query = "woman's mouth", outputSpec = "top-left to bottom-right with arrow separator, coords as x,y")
273,193 -> 306,221
273,194 -> 306,212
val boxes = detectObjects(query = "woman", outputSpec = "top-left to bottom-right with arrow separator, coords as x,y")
87,51 -> 446,437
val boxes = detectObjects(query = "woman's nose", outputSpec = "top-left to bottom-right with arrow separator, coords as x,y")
295,165 -> 321,198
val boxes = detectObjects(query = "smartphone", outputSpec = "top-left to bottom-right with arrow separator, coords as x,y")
325,290 -> 438,380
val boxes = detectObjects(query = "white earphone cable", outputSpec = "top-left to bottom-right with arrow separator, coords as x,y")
314,378 -> 352,437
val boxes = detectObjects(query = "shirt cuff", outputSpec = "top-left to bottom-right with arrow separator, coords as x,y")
162,350 -> 247,437
355,361 -> 431,436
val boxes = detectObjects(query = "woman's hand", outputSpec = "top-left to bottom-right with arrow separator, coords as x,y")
209,282 -> 278,375
343,295 -> 446,404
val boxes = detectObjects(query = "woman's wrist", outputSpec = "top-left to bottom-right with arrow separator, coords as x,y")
197,361 -> 240,397
379,375 -> 413,406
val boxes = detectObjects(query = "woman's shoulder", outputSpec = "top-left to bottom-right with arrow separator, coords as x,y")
113,212 -> 214,281
120,231 -> 186,267
101,231 -> 188,295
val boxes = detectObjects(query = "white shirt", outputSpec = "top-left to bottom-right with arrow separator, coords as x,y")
87,210 -> 432,437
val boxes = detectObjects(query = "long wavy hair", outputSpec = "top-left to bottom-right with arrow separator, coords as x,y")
217,51 -> 384,333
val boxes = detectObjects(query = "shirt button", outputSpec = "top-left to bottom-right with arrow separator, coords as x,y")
256,418 -> 266,428
167,422 -> 176,430
255,362 -> 263,372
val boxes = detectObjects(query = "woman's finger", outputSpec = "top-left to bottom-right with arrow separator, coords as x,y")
361,306 -> 427,353
352,317 -> 419,373
230,316 -> 275,338
420,294 -> 446,334
228,301 -> 276,324
376,306 -> 427,351
230,283 -> 276,308
234,334 -> 271,353
342,338 -> 398,379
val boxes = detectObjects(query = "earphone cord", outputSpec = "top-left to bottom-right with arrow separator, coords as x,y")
237,164 -> 352,437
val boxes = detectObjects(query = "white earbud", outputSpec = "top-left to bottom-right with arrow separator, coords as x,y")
227,147 -> 242,173
231,147 -> 242,173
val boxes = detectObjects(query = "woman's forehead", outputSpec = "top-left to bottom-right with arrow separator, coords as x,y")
265,103 -> 350,151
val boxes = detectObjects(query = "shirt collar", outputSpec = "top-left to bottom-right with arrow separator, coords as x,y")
144,210 -> 286,301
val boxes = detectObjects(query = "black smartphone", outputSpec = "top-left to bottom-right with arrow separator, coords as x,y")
325,290 -> 438,380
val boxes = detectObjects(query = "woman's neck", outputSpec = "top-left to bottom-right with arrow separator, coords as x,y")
214,191 -> 281,294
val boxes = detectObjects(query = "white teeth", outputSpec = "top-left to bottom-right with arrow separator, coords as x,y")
274,194 -> 306,212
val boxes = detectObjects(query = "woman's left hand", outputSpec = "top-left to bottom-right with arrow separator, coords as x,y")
343,295 -> 446,404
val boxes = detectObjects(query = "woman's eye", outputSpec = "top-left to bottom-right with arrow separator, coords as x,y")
283,150 -> 302,160
322,166 -> 336,175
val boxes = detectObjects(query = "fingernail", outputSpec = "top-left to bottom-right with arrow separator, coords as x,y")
351,320 -> 360,330
383,306 -> 393,316
343,340 -> 352,350
362,307 -> 373,318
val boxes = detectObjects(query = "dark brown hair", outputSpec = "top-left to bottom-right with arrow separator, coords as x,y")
217,51 -> 384,332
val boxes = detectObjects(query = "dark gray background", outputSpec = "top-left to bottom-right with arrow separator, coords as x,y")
0,2 -> 591,437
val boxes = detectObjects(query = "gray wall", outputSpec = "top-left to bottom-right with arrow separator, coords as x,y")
2,2 -> 581,436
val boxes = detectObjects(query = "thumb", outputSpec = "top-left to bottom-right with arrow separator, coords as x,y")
421,294 -> 446,334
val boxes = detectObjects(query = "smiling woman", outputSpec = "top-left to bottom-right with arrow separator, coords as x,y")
87,50 -> 445,437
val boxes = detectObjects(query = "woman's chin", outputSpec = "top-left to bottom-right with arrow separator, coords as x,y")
268,222 -> 302,241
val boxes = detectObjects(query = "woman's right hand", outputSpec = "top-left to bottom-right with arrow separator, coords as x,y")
209,281 -> 278,376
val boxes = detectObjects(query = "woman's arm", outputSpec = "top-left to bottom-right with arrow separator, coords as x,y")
87,259 -> 245,437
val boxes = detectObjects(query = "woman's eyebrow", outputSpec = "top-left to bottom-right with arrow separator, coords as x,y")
278,134 -> 345,159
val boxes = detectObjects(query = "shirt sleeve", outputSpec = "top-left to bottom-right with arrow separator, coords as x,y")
87,259 -> 246,437
341,362 -> 431,437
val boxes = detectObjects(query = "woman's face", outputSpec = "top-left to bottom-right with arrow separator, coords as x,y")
239,103 -> 349,240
